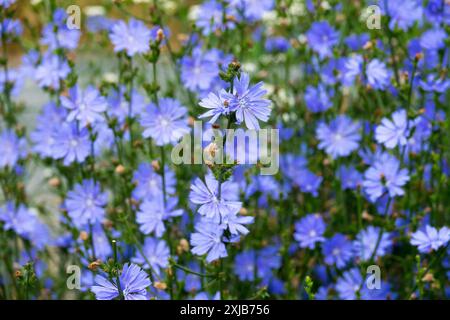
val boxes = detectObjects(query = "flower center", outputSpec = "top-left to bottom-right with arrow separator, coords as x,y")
70,139 -> 78,147
86,198 -> 94,208
160,117 -> 170,128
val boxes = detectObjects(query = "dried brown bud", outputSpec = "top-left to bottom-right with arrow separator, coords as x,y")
79,231 -> 89,241
154,281 -> 167,290
363,41 -> 373,50
88,260 -> 102,271
177,33 -> 188,42
15,270 -> 22,278
422,273 -> 434,283
204,142 -> 218,159
239,207 -> 248,215
48,177 -> 61,187
178,238 -> 189,253
151,160 -> 160,171
115,164 -> 126,175
415,52 -> 424,61
226,15 -> 237,23
103,219 -> 113,229
156,28 -> 165,42
362,211 -> 374,222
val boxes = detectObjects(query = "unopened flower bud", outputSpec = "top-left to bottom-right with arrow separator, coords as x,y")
362,211 -> 374,222
229,13 -> 241,22
204,142 -> 218,158
178,238 -> 189,253
79,231 -> 89,241
239,207 -> 248,215
115,164 -> 126,175
48,177 -> 61,187
154,281 -> 167,290
156,28 -> 165,42
88,260 -> 102,271
149,160 -> 159,172
103,219 -> 113,229
363,41 -> 373,50
422,273 -> 434,282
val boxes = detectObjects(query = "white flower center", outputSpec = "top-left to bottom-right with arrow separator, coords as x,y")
160,117 -> 170,128
70,139 -> 78,147
86,198 -> 94,208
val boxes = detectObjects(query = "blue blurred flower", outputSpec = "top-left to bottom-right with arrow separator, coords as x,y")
65,179 -> 108,228
137,196 -> 183,237
107,86 -> 145,123
132,163 -> 176,201
0,18 -> 22,37
363,153 -> 410,202
420,28 -> 447,51
353,226 -> 392,261
191,219 -> 227,263
338,165 -> 363,190
366,59 -> 391,90
0,0 -> 15,8
132,237 -> 170,275
196,0 -> 236,35
109,18 -> 151,56
61,85 -> 107,127
234,250 -> 257,281
316,115 -> 361,159
51,123 -> 90,165
420,74 -> 450,93
181,48 -> 221,93
140,98 -> 190,146
0,202 -> 52,249
424,0 -> 450,25
382,0 -> 422,31
306,21 -> 339,59
410,225 -> 450,253
264,36 -> 290,53
375,109 -> 409,149
0,129 -> 26,169
322,233 -> 353,268
230,0 -> 274,21
294,169 -> 323,197
41,8 -> 80,50
304,84 -> 332,113
344,33 -> 369,51
343,55 -> 363,86
294,214 -> 326,249
35,54 -> 71,90
336,268 -> 393,300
